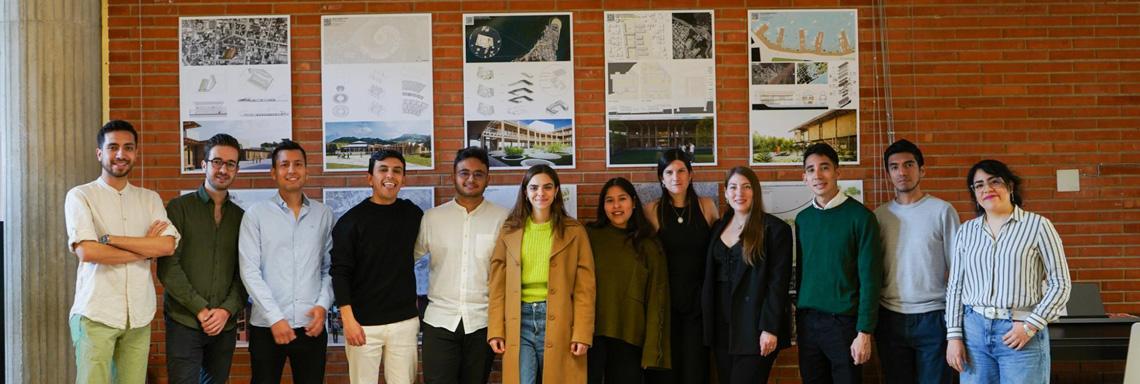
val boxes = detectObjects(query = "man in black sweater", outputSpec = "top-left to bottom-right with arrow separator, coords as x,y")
331,150 -> 424,384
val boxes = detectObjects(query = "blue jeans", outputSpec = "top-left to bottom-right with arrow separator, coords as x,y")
520,302 -> 547,384
875,307 -> 953,384
961,308 -> 1050,383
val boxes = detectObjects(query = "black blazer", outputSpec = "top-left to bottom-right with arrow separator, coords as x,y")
701,212 -> 794,355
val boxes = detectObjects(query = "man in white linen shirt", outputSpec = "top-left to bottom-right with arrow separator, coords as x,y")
65,120 -> 180,384
415,147 -> 509,384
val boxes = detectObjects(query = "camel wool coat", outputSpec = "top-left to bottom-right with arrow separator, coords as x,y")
488,219 -> 596,384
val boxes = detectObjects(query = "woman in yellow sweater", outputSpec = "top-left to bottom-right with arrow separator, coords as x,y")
488,164 -> 596,384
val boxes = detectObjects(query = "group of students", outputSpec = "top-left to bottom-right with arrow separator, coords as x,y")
66,119 -> 1071,384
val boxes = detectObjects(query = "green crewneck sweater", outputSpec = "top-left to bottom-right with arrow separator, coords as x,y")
795,197 -> 883,333
521,219 -> 553,303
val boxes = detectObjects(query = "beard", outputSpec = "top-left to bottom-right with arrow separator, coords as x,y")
454,182 -> 486,199
102,160 -> 132,177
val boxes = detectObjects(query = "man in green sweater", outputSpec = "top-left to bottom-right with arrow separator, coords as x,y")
158,133 -> 248,383
794,142 -> 882,384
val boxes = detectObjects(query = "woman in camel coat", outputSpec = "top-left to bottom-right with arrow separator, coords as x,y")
489,165 -> 596,384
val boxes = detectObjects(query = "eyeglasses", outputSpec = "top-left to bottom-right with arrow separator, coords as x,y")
457,170 -> 487,180
970,177 -> 1006,192
209,158 -> 239,171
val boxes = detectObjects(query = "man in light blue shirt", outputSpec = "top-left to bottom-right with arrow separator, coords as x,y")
239,140 -> 334,384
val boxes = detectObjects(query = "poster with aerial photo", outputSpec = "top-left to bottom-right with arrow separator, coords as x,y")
463,13 -> 575,169
604,10 -> 717,167
179,16 -> 292,174
322,14 -> 435,171
748,10 -> 859,166
484,184 -> 578,218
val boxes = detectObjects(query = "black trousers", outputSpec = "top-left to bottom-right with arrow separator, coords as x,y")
587,336 -> 644,384
248,325 -> 327,384
645,312 -> 708,384
164,317 -> 237,384
712,347 -> 779,384
797,309 -> 861,384
421,320 -> 494,384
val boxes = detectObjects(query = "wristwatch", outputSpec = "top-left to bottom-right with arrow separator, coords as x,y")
1023,323 -> 1037,338
99,234 -> 110,245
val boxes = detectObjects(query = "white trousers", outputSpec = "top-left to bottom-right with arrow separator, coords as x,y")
345,316 -> 420,384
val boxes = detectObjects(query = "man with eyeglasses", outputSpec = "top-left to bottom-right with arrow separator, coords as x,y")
159,133 -> 247,383
414,147 -> 509,384
331,150 -> 424,384
66,120 -> 180,383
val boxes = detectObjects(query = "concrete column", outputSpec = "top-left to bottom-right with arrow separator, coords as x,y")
1,0 -> 103,382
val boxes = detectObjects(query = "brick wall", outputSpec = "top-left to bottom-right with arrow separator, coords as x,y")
105,0 -> 1139,382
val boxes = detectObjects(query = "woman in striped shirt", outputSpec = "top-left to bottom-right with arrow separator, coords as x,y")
945,159 -> 1071,383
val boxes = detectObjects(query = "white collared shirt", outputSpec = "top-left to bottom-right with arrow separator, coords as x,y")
811,191 -> 850,210
65,178 -> 181,329
415,199 -> 509,333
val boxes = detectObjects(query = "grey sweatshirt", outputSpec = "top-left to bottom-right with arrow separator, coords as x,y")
874,194 -> 960,314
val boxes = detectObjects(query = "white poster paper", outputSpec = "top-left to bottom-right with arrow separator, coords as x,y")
748,10 -> 859,165
179,16 -> 292,174
463,13 -> 575,169
322,14 -> 435,171
605,10 -> 717,167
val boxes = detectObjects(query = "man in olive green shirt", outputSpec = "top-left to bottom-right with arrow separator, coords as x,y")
158,134 -> 248,383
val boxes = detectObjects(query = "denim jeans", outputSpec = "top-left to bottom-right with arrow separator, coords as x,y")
875,307 -> 953,384
520,302 -> 547,384
961,308 -> 1050,384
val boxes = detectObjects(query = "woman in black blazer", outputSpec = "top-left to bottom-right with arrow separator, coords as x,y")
701,166 -> 794,384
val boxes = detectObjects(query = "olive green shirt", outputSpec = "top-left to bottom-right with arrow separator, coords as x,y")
587,225 -> 671,369
158,186 -> 247,331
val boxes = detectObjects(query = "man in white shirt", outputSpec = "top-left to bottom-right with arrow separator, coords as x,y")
415,147 -> 509,384
65,120 -> 180,384
873,139 -> 959,384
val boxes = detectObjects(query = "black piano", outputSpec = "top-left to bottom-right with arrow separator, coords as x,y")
1049,282 -> 1140,361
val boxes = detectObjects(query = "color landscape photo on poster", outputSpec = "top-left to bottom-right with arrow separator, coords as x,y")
748,9 -> 859,166
604,10 -> 717,167
322,14 -> 435,172
179,15 -> 292,174
463,13 -> 576,170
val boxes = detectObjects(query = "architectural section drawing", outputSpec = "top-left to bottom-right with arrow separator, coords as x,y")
464,13 -> 575,169
178,15 -> 292,174
748,9 -> 859,166
604,10 -> 717,167
322,14 -> 435,171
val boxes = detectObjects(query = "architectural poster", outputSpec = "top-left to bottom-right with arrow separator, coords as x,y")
748,10 -> 859,165
759,180 -> 864,225
604,10 -> 717,167
463,13 -> 576,169
179,16 -> 292,174
321,14 -> 435,172
484,184 -> 578,218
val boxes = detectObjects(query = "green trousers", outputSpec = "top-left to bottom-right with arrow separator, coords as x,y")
69,315 -> 151,384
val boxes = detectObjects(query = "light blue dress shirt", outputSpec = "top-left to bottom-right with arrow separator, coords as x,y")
239,192 -> 335,328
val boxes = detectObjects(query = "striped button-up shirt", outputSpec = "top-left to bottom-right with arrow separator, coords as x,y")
945,206 -> 1071,339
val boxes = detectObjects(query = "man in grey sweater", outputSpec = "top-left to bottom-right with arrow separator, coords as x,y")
873,139 -> 960,384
